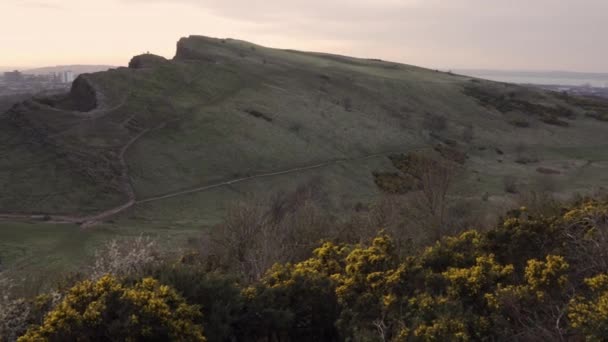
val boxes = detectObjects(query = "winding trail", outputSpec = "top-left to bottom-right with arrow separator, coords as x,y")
78,126 -> 152,228
137,150 -> 403,205
0,79 -> 410,227
81,149 -> 408,227
0,148 -> 407,227
0,124 -> 153,227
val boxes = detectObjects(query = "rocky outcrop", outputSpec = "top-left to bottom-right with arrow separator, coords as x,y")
174,36 -> 228,62
69,76 -> 98,111
175,36 -> 205,60
128,54 -> 169,69
32,76 -> 100,112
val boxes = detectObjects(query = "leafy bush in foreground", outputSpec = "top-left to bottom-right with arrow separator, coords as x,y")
17,275 -> 205,342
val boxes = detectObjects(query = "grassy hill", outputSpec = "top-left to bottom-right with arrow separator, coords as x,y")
2,35 -> 608,278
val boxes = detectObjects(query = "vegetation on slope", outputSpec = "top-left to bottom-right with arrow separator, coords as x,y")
2,35 -> 608,220
3,198 -> 608,341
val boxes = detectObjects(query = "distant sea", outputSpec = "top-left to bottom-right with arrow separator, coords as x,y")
455,70 -> 608,88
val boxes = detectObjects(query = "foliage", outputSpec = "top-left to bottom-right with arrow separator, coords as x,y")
138,259 -> 243,342
90,236 -> 162,280
569,274 -> 608,341
9,200 -> 608,341
17,275 -> 205,342
383,152 -> 459,240
0,294 -> 59,342
200,181 -> 334,282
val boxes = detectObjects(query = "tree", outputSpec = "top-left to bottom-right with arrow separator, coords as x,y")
396,153 -> 458,239
200,180 -> 333,282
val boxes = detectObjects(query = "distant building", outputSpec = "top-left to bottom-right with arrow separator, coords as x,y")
4,70 -> 23,83
64,70 -> 74,83
55,70 -> 75,83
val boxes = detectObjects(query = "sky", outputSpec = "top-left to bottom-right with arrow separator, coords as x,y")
1,0 -> 606,72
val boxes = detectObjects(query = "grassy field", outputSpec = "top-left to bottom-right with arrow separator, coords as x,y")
2,35 -> 608,281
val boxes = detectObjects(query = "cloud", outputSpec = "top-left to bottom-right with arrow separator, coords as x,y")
2,0 -> 607,71
122,0 -> 607,23
128,0 -> 423,21
126,0 -> 606,69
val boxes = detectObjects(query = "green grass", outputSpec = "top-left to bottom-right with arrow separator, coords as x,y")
0,222 -> 108,290
2,35 -> 608,278
0,219 -> 203,291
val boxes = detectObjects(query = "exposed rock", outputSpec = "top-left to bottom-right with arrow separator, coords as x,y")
69,76 -> 98,111
174,35 -> 247,62
128,53 -> 169,69
174,36 -> 219,62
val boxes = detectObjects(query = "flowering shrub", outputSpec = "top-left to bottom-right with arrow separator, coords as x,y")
17,275 -> 205,342
90,236 -> 161,279
569,274 -> 608,340
8,200 -> 608,341
239,201 -> 608,340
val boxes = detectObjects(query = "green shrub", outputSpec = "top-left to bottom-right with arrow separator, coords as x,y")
140,261 -> 243,342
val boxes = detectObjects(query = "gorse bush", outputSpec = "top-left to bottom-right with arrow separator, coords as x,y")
136,261 -> 243,342
236,200 -> 608,341
569,274 -> 608,340
17,275 -> 205,342
6,200 -> 608,341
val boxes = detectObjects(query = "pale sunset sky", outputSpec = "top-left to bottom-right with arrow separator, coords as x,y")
1,0 -> 606,72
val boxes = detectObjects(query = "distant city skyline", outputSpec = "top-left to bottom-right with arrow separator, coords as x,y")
1,0 -> 607,73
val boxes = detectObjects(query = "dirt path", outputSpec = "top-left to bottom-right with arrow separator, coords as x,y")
0,126 -> 151,227
0,73 -> 413,227
137,150 -> 401,205
0,149 -> 406,227
82,149 -> 406,226
0,213 -> 80,224
78,127 -> 151,228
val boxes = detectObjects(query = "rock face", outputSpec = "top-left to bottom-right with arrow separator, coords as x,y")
174,36 -> 237,62
128,54 -> 169,69
29,76 -> 98,112
69,76 -> 98,111
174,36 -> 209,61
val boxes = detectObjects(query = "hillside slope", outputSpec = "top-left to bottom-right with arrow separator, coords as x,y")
1,36 -> 608,271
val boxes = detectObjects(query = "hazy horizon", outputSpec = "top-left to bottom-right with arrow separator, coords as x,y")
4,65 -> 608,77
1,0 -> 607,73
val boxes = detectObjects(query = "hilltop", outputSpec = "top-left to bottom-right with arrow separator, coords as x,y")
1,35 -> 608,277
